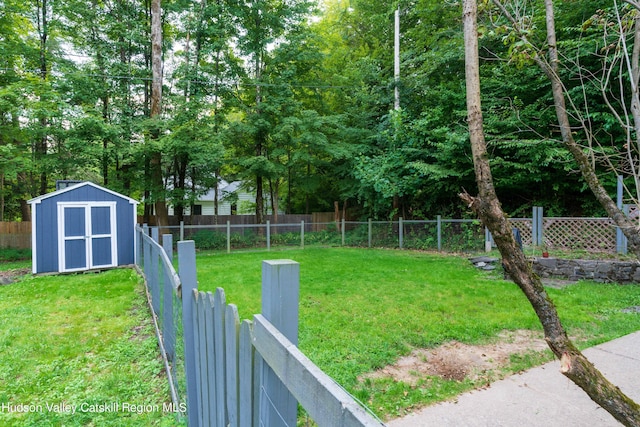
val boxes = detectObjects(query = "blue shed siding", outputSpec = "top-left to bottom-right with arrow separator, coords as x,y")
35,202 -> 58,273
116,201 -> 136,266
31,183 -> 137,274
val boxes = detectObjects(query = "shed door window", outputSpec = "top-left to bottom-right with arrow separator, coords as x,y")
58,202 -> 118,272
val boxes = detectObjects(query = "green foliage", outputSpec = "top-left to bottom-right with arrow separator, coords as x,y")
0,248 -> 31,262
191,230 -> 228,250
0,0 -> 630,222
190,228 -> 270,250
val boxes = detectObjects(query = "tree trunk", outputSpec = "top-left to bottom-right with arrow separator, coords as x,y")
214,171 -> 219,223
256,175 -> 264,225
269,178 -> 279,224
462,1 -> 640,425
37,0 -> 49,196
0,172 -> 4,222
150,0 -> 168,230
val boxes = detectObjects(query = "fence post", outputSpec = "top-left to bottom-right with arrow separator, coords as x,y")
135,224 -> 140,267
151,228 -> 160,316
162,234 -> 175,362
621,204 -> 629,255
143,224 -> 150,277
399,217 -> 404,249
368,218 -> 372,248
178,241 -> 199,427
227,220 -> 231,254
180,220 -> 184,241
341,218 -> 345,246
437,215 -> 442,252
617,176 -> 624,254
259,260 -> 300,427
485,227 -> 492,253
266,220 -> 271,251
536,206 -> 544,246
532,206 -> 539,246
300,220 -> 305,249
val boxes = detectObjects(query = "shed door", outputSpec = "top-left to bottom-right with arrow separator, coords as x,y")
58,202 -> 118,272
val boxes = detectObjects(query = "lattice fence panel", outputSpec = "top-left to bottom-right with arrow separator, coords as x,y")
543,218 -> 616,252
510,219 -> 533,246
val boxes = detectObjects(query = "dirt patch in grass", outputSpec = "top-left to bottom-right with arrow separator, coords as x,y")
0,267 -> 30,285
362,330 -> 549,384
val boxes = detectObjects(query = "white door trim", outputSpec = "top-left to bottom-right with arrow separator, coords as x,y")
57,202 -> 118,272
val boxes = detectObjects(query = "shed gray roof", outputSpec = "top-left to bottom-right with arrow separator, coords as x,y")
27,181 -> 139,205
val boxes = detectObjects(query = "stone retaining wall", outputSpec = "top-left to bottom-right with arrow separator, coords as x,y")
532,257 -> 640,284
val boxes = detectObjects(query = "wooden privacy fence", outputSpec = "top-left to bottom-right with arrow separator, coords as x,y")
136,225 -> 384,427
0,222 -> 31,249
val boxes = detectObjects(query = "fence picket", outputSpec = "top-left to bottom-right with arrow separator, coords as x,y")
213,288 -> 228,427
178,240 -> 199,427
201,292 -> 221,426
162,235 -> 175,361
195,292 -> 210,427
225,304 -> 241,427
238,320 -> 254,427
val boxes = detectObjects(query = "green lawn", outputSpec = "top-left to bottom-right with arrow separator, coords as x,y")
2,247 -> 639,422
194,247 -> 640,419
0,268 -> 180,427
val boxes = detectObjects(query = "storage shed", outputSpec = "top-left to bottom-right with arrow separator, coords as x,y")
28,182 -> 139,274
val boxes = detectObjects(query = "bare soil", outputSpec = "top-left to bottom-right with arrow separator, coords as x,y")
0,268 -> 30,285
361,330 -> 549,384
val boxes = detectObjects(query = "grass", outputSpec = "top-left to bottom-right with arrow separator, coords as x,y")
0,268 -> 182,426
1,246 -> 638,422
194,247 -> 640,419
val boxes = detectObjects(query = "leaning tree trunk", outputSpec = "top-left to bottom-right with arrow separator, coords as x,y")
461,1 -> 640,425
491,0 -> 640,259
540,0 -> 640,258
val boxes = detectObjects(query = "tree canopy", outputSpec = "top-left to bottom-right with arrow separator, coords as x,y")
0,0 -> 631,221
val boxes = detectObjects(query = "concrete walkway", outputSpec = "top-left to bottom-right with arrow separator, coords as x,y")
387,331 -> 640,426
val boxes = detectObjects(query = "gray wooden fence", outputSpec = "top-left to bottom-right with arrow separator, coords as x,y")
136,225 -> 385,427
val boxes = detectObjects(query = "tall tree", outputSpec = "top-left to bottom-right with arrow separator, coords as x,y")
231,0 -> 314,223
35,0 -> 51,196
461,0 -> 640,424
148,0 -> 168,227
162,0 -> 233,222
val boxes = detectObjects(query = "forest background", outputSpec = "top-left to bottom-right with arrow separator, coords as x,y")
0,0 -> 630,223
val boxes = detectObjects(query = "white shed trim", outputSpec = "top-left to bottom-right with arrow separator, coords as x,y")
57,201 -> 118,273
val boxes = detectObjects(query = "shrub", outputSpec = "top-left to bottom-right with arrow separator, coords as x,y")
0,248 -> 31,262
191,230 -> 227,250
